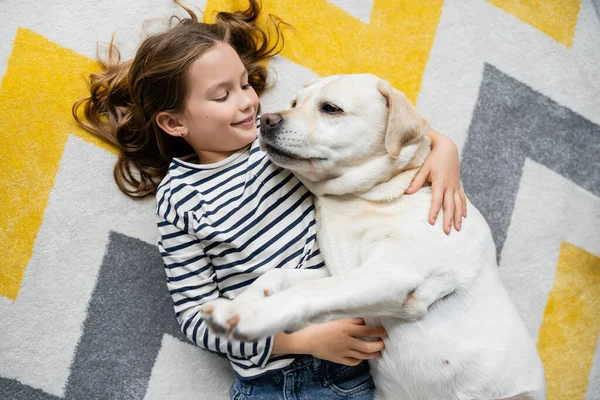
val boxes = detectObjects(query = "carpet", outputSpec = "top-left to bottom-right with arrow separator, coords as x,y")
1,0 -> 599,399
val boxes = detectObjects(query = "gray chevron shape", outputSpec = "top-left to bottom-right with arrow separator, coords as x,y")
0,378 -> 56,400
461,63 -> 600,261
593,0 -> 600,23
0,231 -> 189,399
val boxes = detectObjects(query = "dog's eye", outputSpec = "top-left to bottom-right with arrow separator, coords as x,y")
320,103 -> 343,115
290,100 -> 297,108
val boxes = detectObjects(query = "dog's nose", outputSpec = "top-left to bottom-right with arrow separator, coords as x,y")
261,113 -> 283,137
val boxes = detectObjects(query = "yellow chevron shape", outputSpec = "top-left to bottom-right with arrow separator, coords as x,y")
0,28 -> 115,300
487,0 -> 580,48
205,0 -> 444,104
537,242 -> 600,399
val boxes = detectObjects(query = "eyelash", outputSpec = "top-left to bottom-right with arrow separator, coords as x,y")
215,84 -> 252,102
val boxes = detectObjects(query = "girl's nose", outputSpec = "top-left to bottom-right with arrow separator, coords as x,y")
239,91 -> 254,111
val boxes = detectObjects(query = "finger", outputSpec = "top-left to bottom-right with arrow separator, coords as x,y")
352,338 -> 385,354
349,324 -> 387,338
443,191 -> 454,235
453,191 -> 463,231
340,357 -> 362,367
429,184 -> 444,225
347,350 -> 382,360
348,318 -> 365,325
405,167 -> 427,194
460,186 -> 467,218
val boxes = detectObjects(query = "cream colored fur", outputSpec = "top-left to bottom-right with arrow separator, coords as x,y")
202,74 -> 546,400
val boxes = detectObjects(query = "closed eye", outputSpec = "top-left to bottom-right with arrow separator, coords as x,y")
215,92 -> 229,102
290,99 -> 297,108
320,102 -> 344,115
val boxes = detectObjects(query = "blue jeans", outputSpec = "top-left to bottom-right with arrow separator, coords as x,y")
229,356 -> 375,399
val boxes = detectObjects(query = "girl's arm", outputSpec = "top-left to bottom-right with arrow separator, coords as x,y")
157,215 -> 274,368
405,130 -> 467,234
272,318 -> 386,366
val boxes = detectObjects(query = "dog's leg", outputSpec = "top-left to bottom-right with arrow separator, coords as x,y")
203,268 -> 329,334
226,248 -> 458,340
237,268 -> 330,302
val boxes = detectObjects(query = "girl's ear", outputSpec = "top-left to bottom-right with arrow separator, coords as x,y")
156,111 -> 187,137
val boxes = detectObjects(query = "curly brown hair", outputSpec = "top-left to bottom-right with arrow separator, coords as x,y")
73,0 -> 285,198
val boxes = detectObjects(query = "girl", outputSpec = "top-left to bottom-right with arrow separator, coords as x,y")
73,1 -> 466,399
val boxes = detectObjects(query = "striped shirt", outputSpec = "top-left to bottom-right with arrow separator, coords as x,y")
155,120 -> 326,378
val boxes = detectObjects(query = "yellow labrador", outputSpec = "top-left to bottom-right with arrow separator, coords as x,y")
203,74 -> 546,400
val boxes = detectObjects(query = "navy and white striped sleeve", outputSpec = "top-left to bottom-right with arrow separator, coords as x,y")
157,215 -> 274,368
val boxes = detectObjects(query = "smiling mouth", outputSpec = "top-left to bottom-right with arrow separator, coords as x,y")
232,116 -> 254,126
264,143 -> 325,162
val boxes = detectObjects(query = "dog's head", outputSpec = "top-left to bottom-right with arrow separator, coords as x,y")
259,74 -> 429,186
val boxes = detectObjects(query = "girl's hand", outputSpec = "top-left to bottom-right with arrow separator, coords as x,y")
405,130 -> 467,234
274,318 -> 386,366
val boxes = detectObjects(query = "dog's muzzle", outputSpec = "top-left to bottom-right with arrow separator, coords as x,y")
259,112 -> 325,163
260,113 -> 283,139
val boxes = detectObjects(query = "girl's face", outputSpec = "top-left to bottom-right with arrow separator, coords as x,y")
180,42 -> 259,163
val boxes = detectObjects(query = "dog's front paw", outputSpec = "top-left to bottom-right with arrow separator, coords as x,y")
226,300 -> 289,341
201,298 -> 241,336
400,290 -> 428,320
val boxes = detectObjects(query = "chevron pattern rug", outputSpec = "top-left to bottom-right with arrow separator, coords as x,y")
1,1 -> 599,399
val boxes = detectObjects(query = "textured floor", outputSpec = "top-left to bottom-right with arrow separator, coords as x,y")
1,1 -> 599,399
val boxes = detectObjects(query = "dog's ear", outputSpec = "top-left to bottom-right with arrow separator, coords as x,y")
377,80 -> 427,159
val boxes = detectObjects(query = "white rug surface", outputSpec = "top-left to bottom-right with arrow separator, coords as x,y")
1,1 -> 599,399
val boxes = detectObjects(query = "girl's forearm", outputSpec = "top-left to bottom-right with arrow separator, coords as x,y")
426,129 -> 459,157
272,331 -> 309,355
425,129 -> 440,146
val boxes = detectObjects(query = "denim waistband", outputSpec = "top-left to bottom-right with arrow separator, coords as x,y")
234,355 -> 318,382
281,355 -> 318,374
